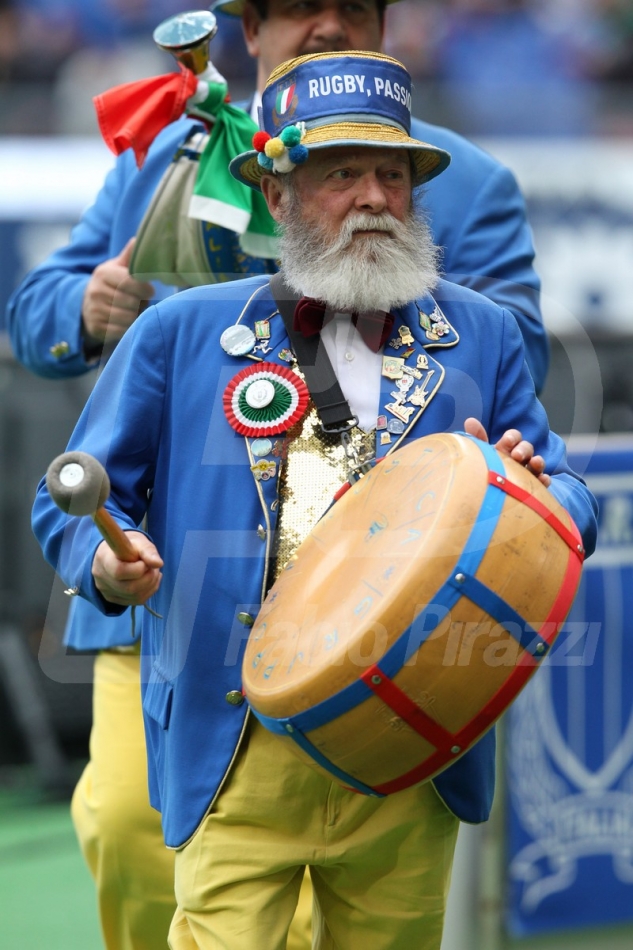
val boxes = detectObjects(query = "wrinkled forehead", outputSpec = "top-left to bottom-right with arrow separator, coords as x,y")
300,144 -> 412,173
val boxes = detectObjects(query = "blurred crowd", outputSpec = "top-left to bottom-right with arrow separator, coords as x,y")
384,0 -> 633,135
1,0 -> 633,135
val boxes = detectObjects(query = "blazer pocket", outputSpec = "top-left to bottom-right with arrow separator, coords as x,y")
143,666 -> 174,730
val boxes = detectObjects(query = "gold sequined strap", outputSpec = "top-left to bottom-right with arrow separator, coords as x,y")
270,405 -> 375,584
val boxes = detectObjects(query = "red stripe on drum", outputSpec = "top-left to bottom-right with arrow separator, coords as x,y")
433,537 -> 583,764
539,537 -> 585,635
487,470 -> 585,560
364,524 -> 584,797
361,665 -> 456,752
372,748 -> 460,795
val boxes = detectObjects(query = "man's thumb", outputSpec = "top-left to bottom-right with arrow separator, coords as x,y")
117,237 -> 136,268
463,417 -> 489,443
133,533 -> 164,569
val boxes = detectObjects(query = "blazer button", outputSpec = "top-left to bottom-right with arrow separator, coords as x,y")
49,341 -> 70,358
225,690 -> 245,706
237,612 -> 255,627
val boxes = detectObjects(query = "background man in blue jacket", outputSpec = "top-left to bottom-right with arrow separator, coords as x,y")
32,49 -> 595,950
9,2 -> 549,949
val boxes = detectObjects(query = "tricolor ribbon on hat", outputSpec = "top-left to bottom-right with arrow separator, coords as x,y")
93,64 -> 277,258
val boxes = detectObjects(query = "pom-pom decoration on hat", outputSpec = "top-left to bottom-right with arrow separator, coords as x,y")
252,122 -> 308,175
223,362 -> 309,437
264,137 -> 286,159
288,144 -> 309,164
252,131 -> 271,152
280,126 -> 303,147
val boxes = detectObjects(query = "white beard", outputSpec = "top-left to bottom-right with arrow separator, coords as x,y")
278,198 -> 441,313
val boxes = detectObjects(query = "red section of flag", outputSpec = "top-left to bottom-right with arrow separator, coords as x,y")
93,63 -> 198,168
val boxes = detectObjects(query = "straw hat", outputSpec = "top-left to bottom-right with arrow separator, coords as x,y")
229,51 -> 451,191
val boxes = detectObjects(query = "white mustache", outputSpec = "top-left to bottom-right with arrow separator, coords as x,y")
344,214 -> 398,235
336,214 -> 399,250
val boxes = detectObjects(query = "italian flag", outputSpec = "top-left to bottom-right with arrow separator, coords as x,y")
276,84 -> 296,115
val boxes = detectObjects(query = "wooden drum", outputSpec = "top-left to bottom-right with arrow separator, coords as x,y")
242,433 -> 585,796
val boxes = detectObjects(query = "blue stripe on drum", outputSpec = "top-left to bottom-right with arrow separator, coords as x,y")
447,572 -> 547,658
274,676 -> 373,735
253,435 -> 510,748
249,706 -> 384,796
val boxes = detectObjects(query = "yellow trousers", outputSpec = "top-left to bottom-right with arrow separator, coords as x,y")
169,718 -> 459,950
71,651 -> 177,950
72,652 -> 313,950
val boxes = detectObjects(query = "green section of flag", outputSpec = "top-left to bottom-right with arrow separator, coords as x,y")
191,88 -> 276,255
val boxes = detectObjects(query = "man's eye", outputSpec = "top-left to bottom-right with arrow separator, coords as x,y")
343,2 -> 374,17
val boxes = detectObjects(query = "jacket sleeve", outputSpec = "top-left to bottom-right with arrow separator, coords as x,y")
5,117 -> 194,380
486,309 -> 597,556
5,150 -> 140,379
420,160 -> 548,393
31,305 -> 166,613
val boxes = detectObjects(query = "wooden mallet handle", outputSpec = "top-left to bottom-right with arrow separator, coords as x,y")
46,451 -> 138,563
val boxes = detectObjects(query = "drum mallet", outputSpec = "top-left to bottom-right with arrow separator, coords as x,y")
46,450 -> 138,563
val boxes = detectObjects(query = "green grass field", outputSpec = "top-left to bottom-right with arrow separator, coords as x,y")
0,772 -> 102,949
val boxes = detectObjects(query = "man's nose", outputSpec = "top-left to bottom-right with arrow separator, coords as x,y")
312,9 -> 348,43
354,175 -> 389,212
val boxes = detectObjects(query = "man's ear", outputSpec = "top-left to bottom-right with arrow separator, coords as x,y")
241,2 -> 262,58
261,175 -> 286,223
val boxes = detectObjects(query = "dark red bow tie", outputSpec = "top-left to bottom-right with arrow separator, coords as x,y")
293,297 -> 395,353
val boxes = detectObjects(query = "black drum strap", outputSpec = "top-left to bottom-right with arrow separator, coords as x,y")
269,273 -> 358,433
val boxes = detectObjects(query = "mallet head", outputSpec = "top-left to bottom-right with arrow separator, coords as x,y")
46,451 -> 111,517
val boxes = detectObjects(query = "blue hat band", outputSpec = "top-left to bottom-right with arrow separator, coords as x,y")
263,55 -> 411,137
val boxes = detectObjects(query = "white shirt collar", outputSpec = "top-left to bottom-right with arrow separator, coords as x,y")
250,91 -> 262,126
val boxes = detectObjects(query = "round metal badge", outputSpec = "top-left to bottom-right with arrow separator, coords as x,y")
251,438 -> 273,458
220,324 -> 256,357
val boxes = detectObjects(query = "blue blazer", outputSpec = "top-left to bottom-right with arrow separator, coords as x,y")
32,276 -> 596,847
12,114 -> 547,655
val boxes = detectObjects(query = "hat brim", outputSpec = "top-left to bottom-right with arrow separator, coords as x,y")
213,0 -> 401,14
229,122 -> 451,191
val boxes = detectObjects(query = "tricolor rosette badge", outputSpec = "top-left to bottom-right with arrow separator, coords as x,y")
223,362 -> 309,437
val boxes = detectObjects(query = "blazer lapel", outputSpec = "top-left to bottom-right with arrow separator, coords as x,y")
376,293 -> 459,459
220,280 -> 292,529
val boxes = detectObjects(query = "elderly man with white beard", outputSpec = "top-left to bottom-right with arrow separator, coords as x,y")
33,51 -> 597,950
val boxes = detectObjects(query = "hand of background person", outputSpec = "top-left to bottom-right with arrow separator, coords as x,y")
464,417 -> 551,487
81,238 -> 155,348
92,531 -> 163,606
